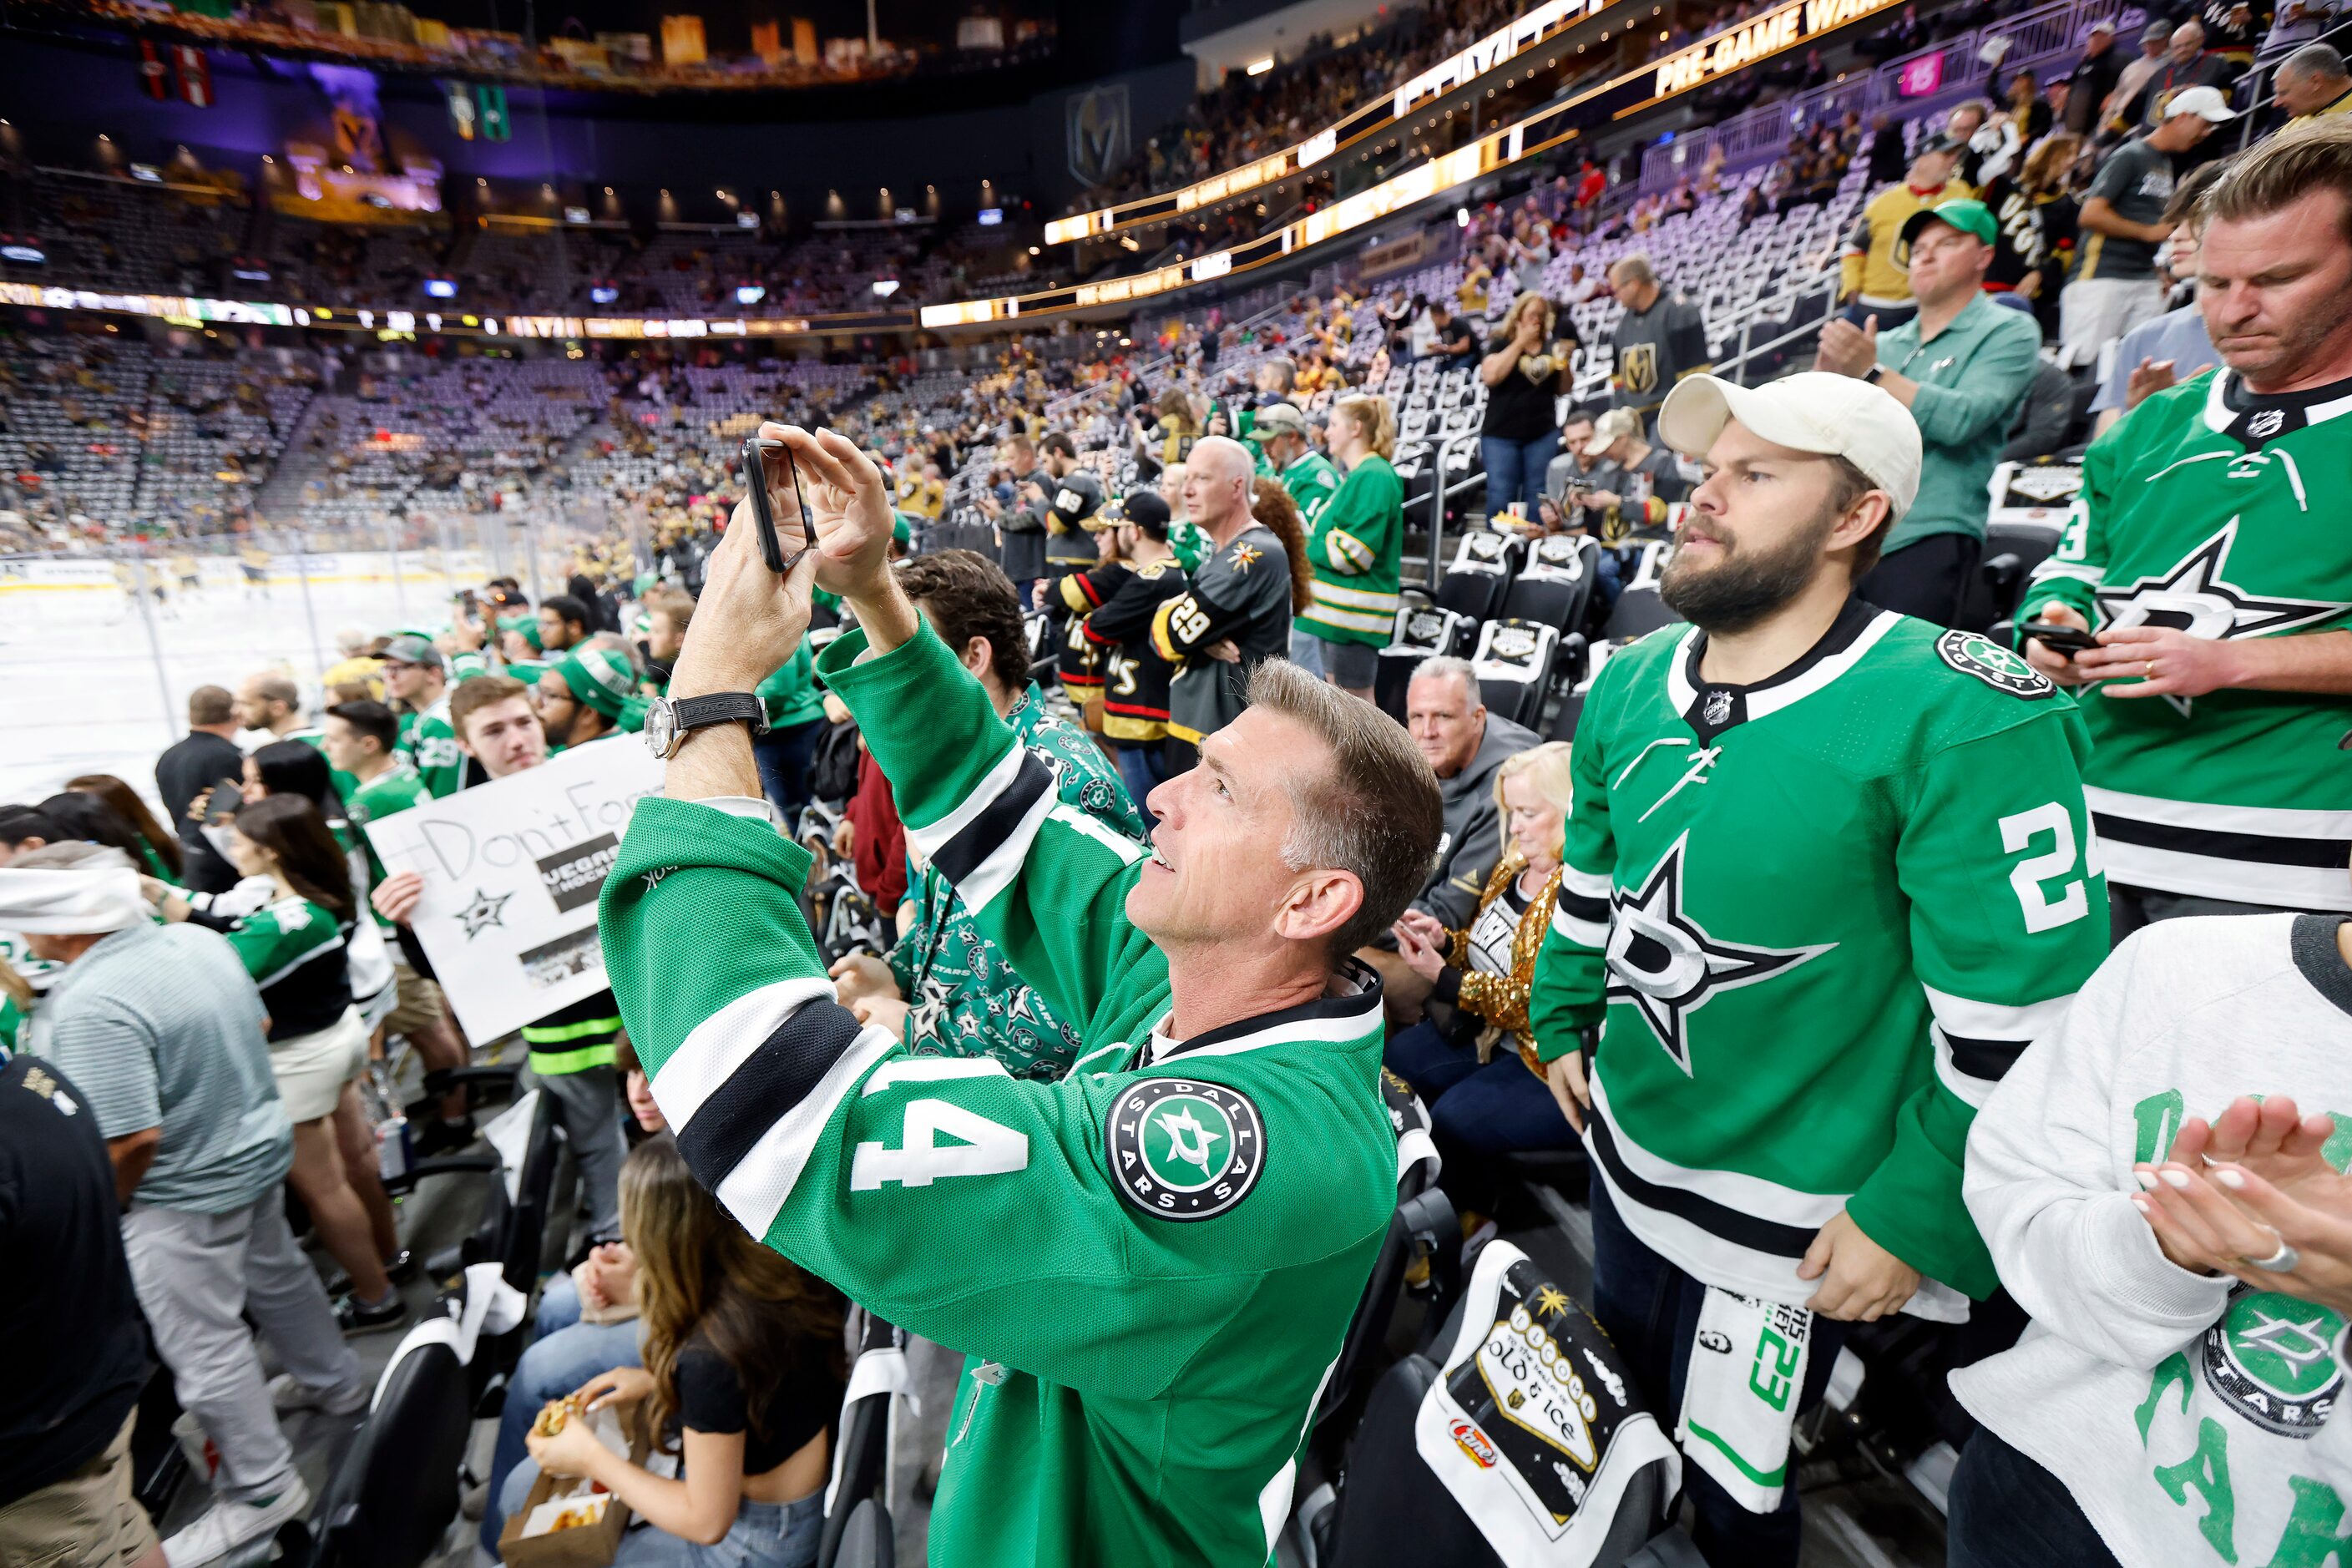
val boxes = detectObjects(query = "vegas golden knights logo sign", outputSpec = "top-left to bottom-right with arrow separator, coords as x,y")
1068,83 -> 1130,189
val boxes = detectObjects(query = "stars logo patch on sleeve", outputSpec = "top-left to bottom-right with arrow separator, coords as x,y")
1933,630 -> 2055,700
1105,1078 -> 1266,1221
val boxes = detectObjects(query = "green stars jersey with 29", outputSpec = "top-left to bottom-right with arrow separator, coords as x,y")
598,619 -> 1397,1568
397,695 -> 466,798
1529,604 -> 2110,1303
2023,367 -> 2352,911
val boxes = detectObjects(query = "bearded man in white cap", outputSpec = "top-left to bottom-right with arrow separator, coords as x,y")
2,842 -> 362,1568
1524,372 -> 2110,1565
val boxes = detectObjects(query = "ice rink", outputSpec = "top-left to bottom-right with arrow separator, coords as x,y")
1,557 -> 485,807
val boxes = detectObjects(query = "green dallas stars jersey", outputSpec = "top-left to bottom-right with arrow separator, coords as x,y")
211,895 -> 352,1041
345,761 -> 430,928
1529,604 -> 2109,1302
396,696 -> 466,798
1279,448 -> 1342,524
1294,453 -> 1404,649
599,620 -> 1396,1568
2023,367 -> 2352,912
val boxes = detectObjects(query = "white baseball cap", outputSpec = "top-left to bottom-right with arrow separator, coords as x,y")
1657,372 -> 1923,523
2166,85 -> 2239,122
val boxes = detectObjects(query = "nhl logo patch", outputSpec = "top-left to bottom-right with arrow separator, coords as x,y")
2247,407 -> 2286,440
1702,689 -> 1733,726
1934,630 -> 2054,699
1105,1079 -> 1266,1222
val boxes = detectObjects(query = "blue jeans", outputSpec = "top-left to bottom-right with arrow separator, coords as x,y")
752,718 -> 824,825
1383,1021 -> 1580,1154
1115,743 -> 1168,808
1586,1178 -> 1848,1568
482,1274 -> 645,1555
1480,430 -> 1561,522
1946,1429 -> 2122,1568
1287,627 -> 1324,680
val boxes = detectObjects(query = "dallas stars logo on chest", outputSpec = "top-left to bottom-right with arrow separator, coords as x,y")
2097,518 -> 2349,644
1606,834 -> 1834,1075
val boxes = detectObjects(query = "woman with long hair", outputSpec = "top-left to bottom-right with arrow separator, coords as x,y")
1478,292 -> 1577,521
33,792 -> 154,877
1384,743 -> 1583,1195
64,773 -> 183,883
1291,395 -> 1404,701
240,739 -> 397,1036
509,1137 -> 847,1565
145,794 -> 408,1333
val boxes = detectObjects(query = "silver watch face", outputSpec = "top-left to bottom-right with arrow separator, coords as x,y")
644,698 -> 677,758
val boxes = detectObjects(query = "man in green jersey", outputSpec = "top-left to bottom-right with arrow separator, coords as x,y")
381,635 -> 465,797
1247,402 -> 1341,523
1528,373 -> 2109,1565
599,420 -> 1444,1567
2021,124 -> 2352,931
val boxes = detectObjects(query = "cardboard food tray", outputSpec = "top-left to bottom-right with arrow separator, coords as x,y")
498,1406 -> 650,1567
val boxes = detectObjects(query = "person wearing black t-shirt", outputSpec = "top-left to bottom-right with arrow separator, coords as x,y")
1479,293 -> 1577,522
1425,300 -> 1476,365
0,1055 -> 160,1568
509,1138 -> 847,1565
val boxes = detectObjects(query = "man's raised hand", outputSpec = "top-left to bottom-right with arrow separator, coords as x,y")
670,444 -> 817,700
777,424 -> 898,603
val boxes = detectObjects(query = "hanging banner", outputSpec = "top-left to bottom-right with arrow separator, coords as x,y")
477,83 -> 512,141
138,39 -> 170,101
174,45 -> 214,108
362,736 -> 664,1042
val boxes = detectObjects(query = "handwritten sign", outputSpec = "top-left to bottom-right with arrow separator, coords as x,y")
364,736 -> 663,1042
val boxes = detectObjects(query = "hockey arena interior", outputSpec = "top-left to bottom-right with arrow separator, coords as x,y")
3,0 -> 2350,1562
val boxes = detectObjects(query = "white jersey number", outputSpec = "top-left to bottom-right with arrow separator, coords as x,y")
850,1099 -> 1029,1191
1998,802 -> 2088,934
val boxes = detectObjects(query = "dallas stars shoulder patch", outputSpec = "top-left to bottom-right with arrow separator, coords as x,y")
1106,1077 -> 1266,1221
1933,629 -> 2054,701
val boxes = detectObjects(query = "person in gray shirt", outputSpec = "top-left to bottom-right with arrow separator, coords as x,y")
978,432 -> 1052,600
6,845 -> 362,1568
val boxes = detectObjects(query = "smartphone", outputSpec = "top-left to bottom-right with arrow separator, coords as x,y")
740,436 -> 811,574
203,779 -> 244,823
2021,620 -> 2101,657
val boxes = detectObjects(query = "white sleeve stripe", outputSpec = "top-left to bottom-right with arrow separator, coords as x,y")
1919,983 -> 2074,1045
650,975 -> 838,1125
1562,865 -> 1612,898
2026,561 -> 2102,585
1550,906 -> 1611,948
712,1022 -> 900,1239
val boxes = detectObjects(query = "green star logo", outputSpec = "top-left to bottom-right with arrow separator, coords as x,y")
1106,1080 -> 1266,1222
2200,1287 -> 2345,1436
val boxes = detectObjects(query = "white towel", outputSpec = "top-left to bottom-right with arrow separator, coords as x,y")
0,867 -> 149,934
1677,1286 -> 1813,1514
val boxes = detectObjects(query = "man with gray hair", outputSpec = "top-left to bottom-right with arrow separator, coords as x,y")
2277,41 -> 2352,119
596,420 -> 1444,1565
1155,434 -> 1297,771
3,843 -> 363,1568
1608,253 -> 1713,430
1388,652 -> 1535,929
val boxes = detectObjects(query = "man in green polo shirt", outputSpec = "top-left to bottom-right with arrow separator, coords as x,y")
1247,401 -> 1341,522
1814,197 -> 2041,628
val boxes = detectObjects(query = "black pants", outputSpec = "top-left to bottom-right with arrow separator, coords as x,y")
1859,532 -> 1980,629
1946,1429 -> 2122,1568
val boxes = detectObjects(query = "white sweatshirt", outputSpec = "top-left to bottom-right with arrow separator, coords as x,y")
1953,913 -> 2352,1568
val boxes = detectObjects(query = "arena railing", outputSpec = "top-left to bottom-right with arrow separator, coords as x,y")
1639,0 -> 2145,190
3,0 -> 1920,345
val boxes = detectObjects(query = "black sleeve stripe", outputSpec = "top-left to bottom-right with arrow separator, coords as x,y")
1557,888 -> 1611,923
930,748 -> 1055,888
675,999 -> 866,1194
1943,1032 -> 2029,1082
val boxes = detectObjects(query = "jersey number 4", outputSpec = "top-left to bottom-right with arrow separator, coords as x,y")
850,1100 -> 1030,1191
1999,802 -> 2091,934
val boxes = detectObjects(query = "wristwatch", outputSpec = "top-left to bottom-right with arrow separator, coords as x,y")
1863,364 -> 1887,386
642,692 -> 768,760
